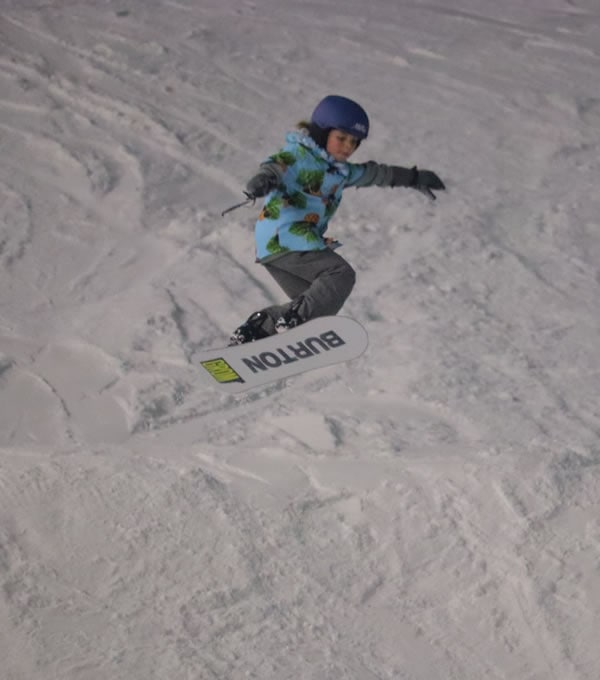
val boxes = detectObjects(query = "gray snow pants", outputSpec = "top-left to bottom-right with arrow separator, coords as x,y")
257,249 -> 356,335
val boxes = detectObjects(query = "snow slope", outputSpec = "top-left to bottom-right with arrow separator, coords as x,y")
1,1 -> 600,678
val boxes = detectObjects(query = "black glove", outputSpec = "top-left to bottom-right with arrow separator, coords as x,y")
245,166 -> 280,198
411,167 -> 445,200
389,166 -> 445,199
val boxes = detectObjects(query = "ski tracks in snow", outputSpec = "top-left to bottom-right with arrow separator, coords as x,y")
1,1 -> 600,679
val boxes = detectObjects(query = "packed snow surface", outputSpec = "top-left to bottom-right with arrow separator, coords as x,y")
1,1 -> 600,678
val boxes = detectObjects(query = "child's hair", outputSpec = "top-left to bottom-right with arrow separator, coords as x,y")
297,120 -> 330,149
296,120 -> 362,151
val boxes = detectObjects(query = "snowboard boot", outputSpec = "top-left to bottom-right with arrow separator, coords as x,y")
229,311 -> 271,346
274,301 -> 304,334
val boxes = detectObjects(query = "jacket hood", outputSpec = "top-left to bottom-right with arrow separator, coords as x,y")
286,130 -> 350,178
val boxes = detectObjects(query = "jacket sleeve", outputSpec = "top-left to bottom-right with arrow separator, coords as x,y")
257,161 -> 285,184
346,161 -> 417,188
245,161 -> 286,196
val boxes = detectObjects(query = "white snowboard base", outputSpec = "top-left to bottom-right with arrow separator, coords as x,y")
194,316 -> 368,394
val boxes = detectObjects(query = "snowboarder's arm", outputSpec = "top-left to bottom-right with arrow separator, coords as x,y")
245,162 -> 284,198
347,161 -> 445,199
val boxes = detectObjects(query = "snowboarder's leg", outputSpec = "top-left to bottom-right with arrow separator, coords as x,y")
262,261 -> 313,299
230,250 -> 355,344
263,249 -> 356,328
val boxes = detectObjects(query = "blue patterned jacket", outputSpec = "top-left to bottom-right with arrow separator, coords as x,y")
253,131 -> 370,262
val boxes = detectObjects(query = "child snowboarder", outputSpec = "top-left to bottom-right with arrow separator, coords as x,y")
229,94 -> 445,345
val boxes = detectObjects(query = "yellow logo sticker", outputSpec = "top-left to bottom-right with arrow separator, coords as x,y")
200,358 -> 245,384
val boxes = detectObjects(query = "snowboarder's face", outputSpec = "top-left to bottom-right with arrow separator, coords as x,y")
326,129 -> 359,162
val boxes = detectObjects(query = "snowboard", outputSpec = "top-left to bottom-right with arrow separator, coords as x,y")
194,316 -> 368,394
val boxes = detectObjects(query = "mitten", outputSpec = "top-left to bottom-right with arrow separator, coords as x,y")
353,161 -> 445,199
411,168 -> 445,199
245,163 -> 282,198
390,166 -> 445,199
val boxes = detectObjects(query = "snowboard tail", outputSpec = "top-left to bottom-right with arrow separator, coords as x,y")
194,316 -> 368,394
